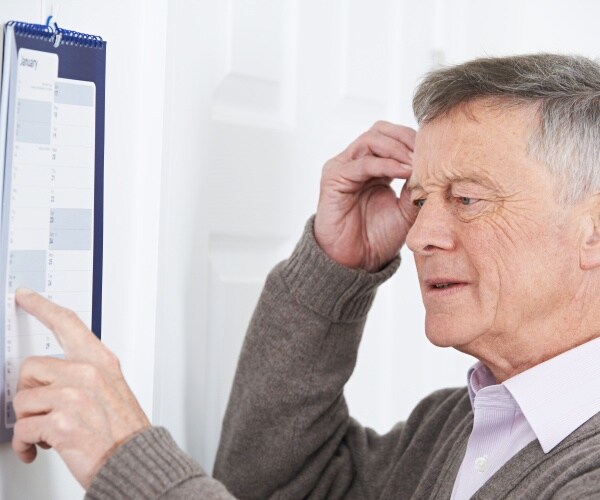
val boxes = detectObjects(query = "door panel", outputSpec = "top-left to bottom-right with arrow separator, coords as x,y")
157,0 -> 600,474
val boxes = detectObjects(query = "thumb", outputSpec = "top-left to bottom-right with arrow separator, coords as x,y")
397,181 -> 418,229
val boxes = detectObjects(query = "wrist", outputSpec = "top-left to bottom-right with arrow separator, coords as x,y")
281,216 -> 400,322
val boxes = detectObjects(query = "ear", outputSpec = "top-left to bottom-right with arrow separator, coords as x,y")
580,201 -> 600,270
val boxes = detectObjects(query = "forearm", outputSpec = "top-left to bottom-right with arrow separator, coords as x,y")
214,217 -> 400,499
86,427 -> 234,500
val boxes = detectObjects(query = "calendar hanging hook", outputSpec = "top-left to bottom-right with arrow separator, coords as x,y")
46,4 -> 62,48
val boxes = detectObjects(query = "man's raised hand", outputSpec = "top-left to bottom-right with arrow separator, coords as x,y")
314,121 -> 417,272
11,288 -> 150,489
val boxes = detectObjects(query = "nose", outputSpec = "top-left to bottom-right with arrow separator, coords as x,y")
405,197 -> 456,255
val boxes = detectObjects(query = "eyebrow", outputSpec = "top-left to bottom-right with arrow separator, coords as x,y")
406,172 -> 499,193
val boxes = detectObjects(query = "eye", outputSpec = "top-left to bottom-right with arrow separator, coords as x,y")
413,199 -> 426,208
458,196 -> 478,206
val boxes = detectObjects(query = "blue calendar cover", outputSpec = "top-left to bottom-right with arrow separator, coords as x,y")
0,20 -> 105,442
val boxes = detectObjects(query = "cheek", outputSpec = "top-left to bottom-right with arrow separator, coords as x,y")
462,219 -> 538,306
468,208 -> 552,268
465,215 -> 578,314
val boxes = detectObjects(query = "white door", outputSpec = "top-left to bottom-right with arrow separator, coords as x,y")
155,0 -> 600,474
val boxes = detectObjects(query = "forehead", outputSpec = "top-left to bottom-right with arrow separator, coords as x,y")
409,102 -> 538,191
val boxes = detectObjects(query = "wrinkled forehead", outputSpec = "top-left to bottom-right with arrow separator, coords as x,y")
409,103 -> 537,191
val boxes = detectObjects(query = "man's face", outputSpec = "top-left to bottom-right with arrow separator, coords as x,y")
406,101 -> 583,357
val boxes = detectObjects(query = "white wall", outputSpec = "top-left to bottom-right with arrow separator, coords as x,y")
1,1 -> 600,498
0,0 -> 167,498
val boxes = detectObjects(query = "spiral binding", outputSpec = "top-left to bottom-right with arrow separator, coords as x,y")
7,20 -> 103,49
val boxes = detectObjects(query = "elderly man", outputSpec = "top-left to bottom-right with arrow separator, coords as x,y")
11,53 -> 600,499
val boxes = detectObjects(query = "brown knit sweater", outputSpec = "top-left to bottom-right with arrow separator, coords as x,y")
86,219 -> 600,499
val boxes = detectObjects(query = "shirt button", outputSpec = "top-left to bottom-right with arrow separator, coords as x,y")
474,455 -> 489,473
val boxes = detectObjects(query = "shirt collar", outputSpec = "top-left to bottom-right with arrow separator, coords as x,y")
467,336 -> 600,454
467,362 -> 497,404
503,336 -> 600,453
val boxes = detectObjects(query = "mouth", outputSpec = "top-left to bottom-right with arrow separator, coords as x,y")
432,283 -> 456,289
424,279 -> 469,295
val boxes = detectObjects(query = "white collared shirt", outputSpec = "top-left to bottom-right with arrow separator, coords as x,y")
450,336 -> 600,499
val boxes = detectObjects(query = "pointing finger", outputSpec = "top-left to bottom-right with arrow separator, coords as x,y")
15,288 -> 101,360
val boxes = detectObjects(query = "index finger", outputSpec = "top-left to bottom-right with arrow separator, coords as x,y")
370,121 -> 417,150
15,288 -> 101,359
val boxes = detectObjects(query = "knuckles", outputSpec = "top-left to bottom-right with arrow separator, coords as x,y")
48,410 -> 74,436
12,390 -> 27,415
371,120 -> 389,130
18,356 -> 45,382
12,418 -> 25,436
77,362 -> 102,385
50,306 -> 80,331
59,386 -> 85,405
18,357 -> 35,378
100,349 -> 122,374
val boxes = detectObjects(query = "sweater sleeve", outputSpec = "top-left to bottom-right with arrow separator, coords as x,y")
85,427 -> 235,499
213,217 -> 403,499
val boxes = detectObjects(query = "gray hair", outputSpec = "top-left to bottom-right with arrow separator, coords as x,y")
413,54 -> 600,204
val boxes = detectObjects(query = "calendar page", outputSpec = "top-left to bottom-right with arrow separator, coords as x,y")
2,47 -> 96,427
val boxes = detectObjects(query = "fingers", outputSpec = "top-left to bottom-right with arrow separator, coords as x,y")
332,156 -> 412,187
13,415 -> 46,463
10,289 -> 150,487
14,386 -> 52,420
371,120 -> 417,142
12,385 -> 68,462
15,288 -> 102,359
17,356 -> 108,394
342,121 -> 416,164
17,356 -> 63,391
326,121 -> 416,189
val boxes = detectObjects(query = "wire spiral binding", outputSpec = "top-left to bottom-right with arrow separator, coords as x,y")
7,20 -> 103,49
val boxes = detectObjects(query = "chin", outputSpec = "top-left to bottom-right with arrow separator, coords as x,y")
424,313 -> 482,348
